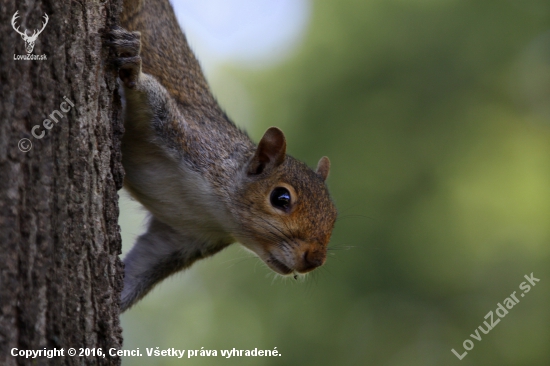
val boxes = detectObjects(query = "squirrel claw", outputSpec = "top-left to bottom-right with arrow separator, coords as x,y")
115,55 -> 142,89
108,27 -> 142,89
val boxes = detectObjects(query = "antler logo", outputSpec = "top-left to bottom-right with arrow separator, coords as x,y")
12,11 -> 49,54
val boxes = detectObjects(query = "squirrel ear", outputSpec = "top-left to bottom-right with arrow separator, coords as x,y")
247,127 -> 286,175
316,156 -> 330,181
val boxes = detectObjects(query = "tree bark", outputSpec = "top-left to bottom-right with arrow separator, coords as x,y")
0,1 -> 124,365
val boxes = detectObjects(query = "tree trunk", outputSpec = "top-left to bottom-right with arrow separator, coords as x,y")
0,1 -> 124,365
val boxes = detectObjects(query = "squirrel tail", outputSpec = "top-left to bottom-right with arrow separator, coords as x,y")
119,0 -> 217,109
120,0 -> 144,26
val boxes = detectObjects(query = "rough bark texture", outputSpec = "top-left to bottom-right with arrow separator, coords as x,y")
0,0 -> 124,365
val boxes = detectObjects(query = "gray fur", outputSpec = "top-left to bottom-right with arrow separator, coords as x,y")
111,5 -> 337,313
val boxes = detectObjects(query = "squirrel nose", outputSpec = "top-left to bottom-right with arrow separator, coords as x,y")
300,249 -> 326,272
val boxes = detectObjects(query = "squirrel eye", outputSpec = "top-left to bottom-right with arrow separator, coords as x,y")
270,187 -> 291,211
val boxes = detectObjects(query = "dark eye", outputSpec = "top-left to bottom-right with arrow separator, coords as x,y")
270,187 -> 291,211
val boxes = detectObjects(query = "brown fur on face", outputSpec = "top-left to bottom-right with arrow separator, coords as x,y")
232,155 -> 337,275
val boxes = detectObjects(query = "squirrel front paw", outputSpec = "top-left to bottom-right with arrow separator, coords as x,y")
108,26 -> 142,89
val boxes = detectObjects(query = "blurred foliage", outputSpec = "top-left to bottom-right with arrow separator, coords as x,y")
120,0 -> 550,365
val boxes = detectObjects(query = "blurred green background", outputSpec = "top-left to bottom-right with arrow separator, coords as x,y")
119,0 -> 550,365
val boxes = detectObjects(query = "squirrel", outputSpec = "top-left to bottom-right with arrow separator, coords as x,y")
111,0 -> 337,312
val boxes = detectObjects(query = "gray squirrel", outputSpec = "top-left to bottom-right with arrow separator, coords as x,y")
111,0 -> 337,312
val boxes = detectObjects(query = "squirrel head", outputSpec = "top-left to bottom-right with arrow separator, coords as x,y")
231,127 -> 337,276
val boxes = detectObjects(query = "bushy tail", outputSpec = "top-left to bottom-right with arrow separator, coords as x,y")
120,0 -> 216,108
